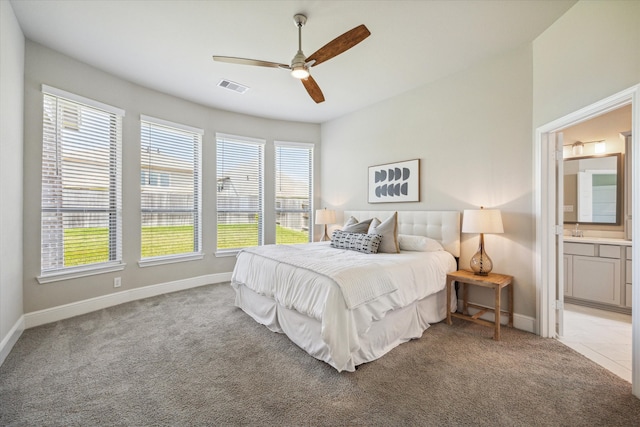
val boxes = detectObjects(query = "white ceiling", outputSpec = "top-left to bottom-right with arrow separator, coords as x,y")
10,0 -> 576,124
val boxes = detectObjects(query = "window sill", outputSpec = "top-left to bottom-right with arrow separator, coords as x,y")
37,262 -> 126,284
138,253 -> 204,268
215,250 -> 240,258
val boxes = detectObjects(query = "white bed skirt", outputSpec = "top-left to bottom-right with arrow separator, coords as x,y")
233,283 -> 457,372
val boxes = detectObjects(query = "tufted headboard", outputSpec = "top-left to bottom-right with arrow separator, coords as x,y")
343,210 -> 461,258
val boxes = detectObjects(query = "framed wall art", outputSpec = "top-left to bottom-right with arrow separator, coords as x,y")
368,159 -> 419,203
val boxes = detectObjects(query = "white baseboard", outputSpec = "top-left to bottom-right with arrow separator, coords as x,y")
513,313 -> 536,333
24,272 -> 232,329
456,299 -> 536,334
0,316 -> 25,366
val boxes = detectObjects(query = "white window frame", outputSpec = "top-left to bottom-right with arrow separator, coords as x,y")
138,115 -> 203,267
38,85 -> 125,283
274,141 -> 314,244
215,133 -> 265,255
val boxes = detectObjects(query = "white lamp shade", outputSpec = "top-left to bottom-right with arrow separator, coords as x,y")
315,209 -> 336,225
462,209 -> 504,234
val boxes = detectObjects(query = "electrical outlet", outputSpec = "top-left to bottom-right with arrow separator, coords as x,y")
114,277 -> 122,288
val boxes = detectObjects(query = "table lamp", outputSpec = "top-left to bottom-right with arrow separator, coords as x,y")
315,208 -> 336,241
462,207 -> 504,276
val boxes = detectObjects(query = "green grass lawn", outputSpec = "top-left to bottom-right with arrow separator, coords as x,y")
142,225 -> 194,257
215,223 -> 310,248
276,225 -> 310,245
64,227 -> 110,266
63,224 -> 309,266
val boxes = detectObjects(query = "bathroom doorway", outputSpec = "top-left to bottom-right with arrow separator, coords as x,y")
535,84 -> 639,397
555,104 -> 633,382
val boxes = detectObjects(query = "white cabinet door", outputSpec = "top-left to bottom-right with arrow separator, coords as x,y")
572,255 -> 621,305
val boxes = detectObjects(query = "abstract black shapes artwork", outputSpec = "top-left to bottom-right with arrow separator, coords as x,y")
368,159 -> 419,203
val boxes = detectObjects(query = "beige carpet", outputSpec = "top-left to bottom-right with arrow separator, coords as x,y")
1,282 -> 639,426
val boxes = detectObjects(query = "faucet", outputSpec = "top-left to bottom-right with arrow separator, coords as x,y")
572,223 -> 583,237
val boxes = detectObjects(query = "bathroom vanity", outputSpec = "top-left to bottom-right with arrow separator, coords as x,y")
562,132 -> 633,314
563,236 -> 632,314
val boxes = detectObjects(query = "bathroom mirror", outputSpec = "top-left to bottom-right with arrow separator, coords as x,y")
563,153 -> 622,225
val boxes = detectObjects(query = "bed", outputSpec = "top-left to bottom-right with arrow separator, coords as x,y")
230,210 -> 461,372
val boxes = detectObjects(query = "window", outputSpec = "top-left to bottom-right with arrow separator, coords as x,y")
141,171 -> 171,187
40,86 -> 124,278
275,142 -> 313,244
216,134 -> 264,251
140,116 -> 202,261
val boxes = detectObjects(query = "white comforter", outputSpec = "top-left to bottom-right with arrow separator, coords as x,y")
235,243 -> 401,309
231,242 -> 456,370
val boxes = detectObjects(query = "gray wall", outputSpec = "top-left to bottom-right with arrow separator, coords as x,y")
22,41 -> 320,313
321,45 -> 535,318
532,0 -> 640,128
320,0 -> 640,320
0,0 -> 25,360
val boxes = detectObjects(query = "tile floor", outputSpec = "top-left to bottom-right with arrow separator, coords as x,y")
558,303 -> 632,382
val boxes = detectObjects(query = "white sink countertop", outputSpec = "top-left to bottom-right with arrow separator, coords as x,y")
564,236 -> 632,246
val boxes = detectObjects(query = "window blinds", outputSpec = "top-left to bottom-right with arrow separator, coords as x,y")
216,134 -> 264,250
140,116 -> 202,259
41,90 -> 123,273
275,142 -> 313,244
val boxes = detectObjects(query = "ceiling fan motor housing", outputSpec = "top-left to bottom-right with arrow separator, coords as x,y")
291,51 -> 307,70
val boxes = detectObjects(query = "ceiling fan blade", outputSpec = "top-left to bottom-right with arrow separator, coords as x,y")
212,56 -> 289,70
301,75 -> 325,103
306,24 -> 370,67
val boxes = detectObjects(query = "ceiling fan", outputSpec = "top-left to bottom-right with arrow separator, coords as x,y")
212,14 -> 370,104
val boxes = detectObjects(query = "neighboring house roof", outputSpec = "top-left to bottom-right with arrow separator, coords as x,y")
217,163 -> 309,199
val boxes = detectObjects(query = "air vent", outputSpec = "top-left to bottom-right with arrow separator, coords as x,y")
218,79 -> 250,94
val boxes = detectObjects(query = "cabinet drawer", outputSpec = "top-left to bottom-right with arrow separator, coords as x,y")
626,284 -> 632,308
627,260 -> 632,284
599,245 -> 621,259
564,243 -> 595,256
626,246 -> 632,260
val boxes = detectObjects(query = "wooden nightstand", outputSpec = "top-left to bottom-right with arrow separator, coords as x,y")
446,270 -> 513,340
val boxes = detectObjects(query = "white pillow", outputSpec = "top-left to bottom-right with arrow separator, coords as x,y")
367,218 -> 381,233
369,212 -> 399,253
343,216 -> 358,227
342,217 -> 373,233
398,234 -> 444,252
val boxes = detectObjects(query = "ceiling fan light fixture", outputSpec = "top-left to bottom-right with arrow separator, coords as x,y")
290,49 -> 309,79
291,66 -> 309,79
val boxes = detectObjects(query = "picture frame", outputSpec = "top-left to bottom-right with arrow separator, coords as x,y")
368,159 -> 420,203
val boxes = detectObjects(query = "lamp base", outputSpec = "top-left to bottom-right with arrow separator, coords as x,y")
469,233 -> 493,276
320,225 -> 330,242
